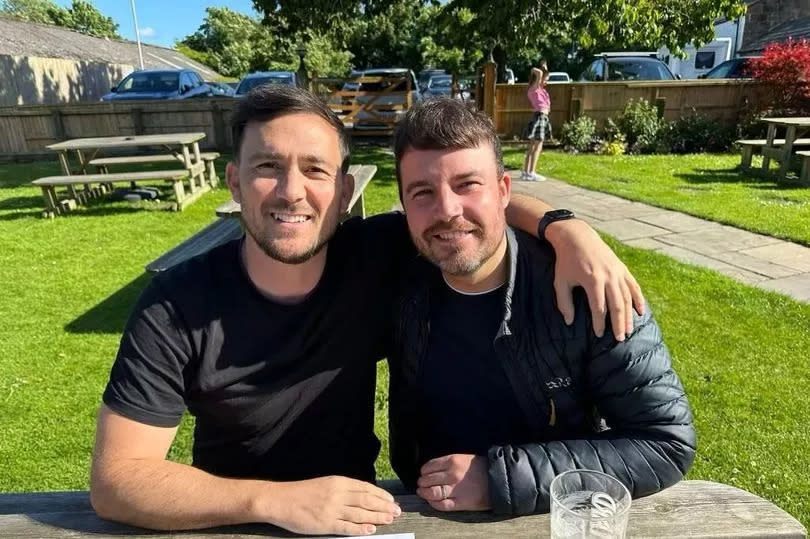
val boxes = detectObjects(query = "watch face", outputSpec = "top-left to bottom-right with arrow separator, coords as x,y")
548,209 -> 574,219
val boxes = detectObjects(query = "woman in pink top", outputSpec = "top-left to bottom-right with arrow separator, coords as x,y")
521,61 -> 551,181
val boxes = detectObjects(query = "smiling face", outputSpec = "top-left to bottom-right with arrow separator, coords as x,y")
399,142 -> 510,276
226,112 -> 352,264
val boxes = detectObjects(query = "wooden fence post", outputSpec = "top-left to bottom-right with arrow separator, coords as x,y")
481,62 -> 497,121
211,102 -> 226,152
50,109 -> 66,141
131,107 -> 144,135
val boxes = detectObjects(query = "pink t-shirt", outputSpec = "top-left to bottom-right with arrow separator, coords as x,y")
528,85 -> 550,112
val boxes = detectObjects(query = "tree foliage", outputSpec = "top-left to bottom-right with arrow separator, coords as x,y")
749,38 -> 810,114
1,0 -> 120,38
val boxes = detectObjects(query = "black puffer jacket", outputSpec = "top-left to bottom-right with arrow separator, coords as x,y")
388,227 -> 696,515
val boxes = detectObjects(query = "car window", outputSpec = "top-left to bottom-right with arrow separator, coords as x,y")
705,60 -> 735,79
607,58 -> 673,81
695,51 -> 716,70
118,72 -> 179,93
189,72 -> 202,87
581,59 -> 604,81
730,59 -> 751,77
180,73 -> 193,92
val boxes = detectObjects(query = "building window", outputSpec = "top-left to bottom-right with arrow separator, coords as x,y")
695,51 -> 716,69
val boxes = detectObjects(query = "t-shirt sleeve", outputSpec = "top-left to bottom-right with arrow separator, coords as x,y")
102,277 -> 193,428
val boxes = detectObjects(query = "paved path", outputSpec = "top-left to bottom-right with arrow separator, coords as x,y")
512,174 -> 810,303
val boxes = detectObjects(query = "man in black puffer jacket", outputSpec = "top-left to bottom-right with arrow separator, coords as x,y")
388,98 -> 696,516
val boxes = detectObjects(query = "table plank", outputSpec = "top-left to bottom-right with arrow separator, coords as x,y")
0,481 -> 804,538
762,118 -> 810,127
47,133 -> 207,151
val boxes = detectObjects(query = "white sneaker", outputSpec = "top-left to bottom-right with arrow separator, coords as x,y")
519,172 -> 529,180
534,174 -> 547,182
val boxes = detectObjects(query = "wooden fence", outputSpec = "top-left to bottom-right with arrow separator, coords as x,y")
0,99 -> 237,159
492,78 -> 771,138
0,75 -> 771,159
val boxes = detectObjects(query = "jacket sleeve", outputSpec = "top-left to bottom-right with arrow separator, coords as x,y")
487,305 -> 697,515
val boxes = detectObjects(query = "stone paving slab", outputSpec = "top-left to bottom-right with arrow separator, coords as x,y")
512,174 -> 810,303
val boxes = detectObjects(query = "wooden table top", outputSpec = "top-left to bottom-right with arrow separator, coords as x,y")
0,480 -> 804,538
762,117 -> 810,127
46,133 -> 206,151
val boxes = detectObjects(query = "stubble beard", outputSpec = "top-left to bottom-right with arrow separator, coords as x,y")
415,218 -> 504,276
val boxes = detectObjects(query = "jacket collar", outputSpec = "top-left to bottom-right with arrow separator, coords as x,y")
496,226 -> 518,339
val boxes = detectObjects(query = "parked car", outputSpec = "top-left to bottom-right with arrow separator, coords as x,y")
343,68 -> 421,130
207,81 -> 235,97
547,71 -> 571,83
698,57 -> 759,79
423,74 -> 453,97
579,53 -> 676,81
101,69 -> 212,101
234,71 -> 298,96
418,68 -> 447,92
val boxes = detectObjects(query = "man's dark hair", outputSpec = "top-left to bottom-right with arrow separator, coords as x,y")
231,85 -> 351,173
393,97 -> 504,197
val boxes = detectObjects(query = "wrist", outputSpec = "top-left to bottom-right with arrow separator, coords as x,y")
245,479 -> 282,524
538,209 -> 577,243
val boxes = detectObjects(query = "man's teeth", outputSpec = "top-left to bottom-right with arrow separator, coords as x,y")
273,213 -> 310,223
437,231 -> 469,240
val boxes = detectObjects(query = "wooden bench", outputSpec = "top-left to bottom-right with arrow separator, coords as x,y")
0,480 -> 804,538
89,152 -> 220,188
145,217 -> 243,273
736,138 -> 810,170
798,150 -> 810,184
32,164 -> 207,218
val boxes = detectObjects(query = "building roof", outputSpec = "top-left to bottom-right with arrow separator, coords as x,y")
740,15 -> 810,53
0,15 -> 221,79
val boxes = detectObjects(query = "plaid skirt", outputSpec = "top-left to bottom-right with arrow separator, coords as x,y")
526,112 -> 551,141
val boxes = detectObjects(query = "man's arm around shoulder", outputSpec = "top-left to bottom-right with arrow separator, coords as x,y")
90,406 -> 400,535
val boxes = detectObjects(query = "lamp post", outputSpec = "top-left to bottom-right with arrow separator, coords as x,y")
130,0 -> 144,70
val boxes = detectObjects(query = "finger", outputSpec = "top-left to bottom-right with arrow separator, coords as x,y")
417,484 -> 455,501
605,279 -> 627,342
347,479 -> 396,503
554,277 -> 575,325
428,498 -> 457,511
339,506 -> 396,527
335,520 -> 376,536
586,276 -> 607,337
627,274 -> 645,316
417,471 -> 453,488
622,280 -> 634,337
346,492 -> 401,516
420,455 -> 452,475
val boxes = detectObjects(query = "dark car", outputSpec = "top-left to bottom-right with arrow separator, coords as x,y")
101,69 -> 212,101
699,57 -> 759,79
580,53 -> 676,82
207,81 -> 235,97
234,71 -> 298,96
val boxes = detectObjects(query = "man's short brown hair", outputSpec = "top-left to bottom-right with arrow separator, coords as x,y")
393,97 -> 504,197
231,85 -> 351,173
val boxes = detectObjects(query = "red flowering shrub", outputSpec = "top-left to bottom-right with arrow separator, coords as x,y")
749,38 -> 810,113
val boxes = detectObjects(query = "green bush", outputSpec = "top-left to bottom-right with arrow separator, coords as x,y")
617,98 -> 663,153
663,112 -> 736,153
560,115 -> 597,153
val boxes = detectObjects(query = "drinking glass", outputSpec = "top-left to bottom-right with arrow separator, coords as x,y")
550,469 -> 631,539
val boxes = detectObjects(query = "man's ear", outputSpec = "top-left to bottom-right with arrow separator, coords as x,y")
226,161 -> 241,204
340,172 -> 355,214
499,171 -> 511,210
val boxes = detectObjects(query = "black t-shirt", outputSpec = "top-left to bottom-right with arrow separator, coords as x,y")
103,213 -> 413,482
416,276 -> 529,462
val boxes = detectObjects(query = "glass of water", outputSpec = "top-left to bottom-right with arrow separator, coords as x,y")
550,470 -> 631,539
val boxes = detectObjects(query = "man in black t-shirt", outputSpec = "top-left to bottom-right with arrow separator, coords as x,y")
90,86 -> 645,536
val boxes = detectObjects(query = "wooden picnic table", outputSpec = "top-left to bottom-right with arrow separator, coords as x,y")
0,480 -> 804,538
39,133 -> 214,216
760,117 -> 810,181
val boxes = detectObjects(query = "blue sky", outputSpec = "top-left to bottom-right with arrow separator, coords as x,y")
54,1 -> 259,48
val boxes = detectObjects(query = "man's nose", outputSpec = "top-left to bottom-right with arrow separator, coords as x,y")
434,186 -> 463,221
275,167 -> 306,204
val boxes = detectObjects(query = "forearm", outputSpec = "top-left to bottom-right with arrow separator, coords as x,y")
488,427 -> 695,515
91,458 -> 272,530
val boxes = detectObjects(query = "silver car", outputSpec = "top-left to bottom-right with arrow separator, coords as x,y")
344,68 -> 422,130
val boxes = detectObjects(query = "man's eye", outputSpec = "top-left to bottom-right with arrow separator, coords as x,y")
257,162 -> 278,170
459,181 -> 479,189
412,190 -> 432,199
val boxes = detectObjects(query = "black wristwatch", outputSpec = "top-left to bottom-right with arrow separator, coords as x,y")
538,209 -> 576,240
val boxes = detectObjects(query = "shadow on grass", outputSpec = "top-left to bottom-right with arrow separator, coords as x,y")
65,273 -> 152,334
0,195 -> 45,211
675,167 -> 806,191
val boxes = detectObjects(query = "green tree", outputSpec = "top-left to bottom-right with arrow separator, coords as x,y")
1,0 -> 119,38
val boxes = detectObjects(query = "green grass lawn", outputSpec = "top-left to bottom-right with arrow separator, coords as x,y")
502,149 -> 810,246
0,147 -> 808,529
